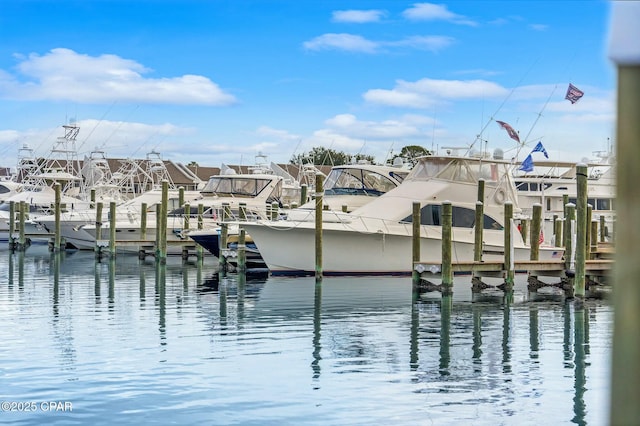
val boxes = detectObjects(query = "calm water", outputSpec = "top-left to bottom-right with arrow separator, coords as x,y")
0,246 -> 612,425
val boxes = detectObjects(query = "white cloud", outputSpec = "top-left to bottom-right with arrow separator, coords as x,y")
529,24 -> 548,31
364,78 -> 508,108
255,126 -> 300,141
303,33 -> 379,53
0,48 -> 237,105
402,3 -> 478,26
332,9 -> 386,23
387,35 -> 454,52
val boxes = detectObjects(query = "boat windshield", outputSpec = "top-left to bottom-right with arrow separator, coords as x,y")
324,168 -> 405,197
408,157 -> 507,184
201,176 -> 281,199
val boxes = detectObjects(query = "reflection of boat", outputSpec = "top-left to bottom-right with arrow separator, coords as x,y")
189,162 -> 409,266
243,152 -> 564,276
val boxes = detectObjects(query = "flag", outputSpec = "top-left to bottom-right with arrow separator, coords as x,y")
539,231 -> 544,244
496,120 -> 521,143
565,83 -> 584,104
531,141 -> 549,158
519,154 -> 534,172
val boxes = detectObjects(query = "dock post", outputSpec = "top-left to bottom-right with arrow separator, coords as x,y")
54,183 -> 62,252
564,203 -> 576,298
474,201 -> 483,262
441,201 -> 453,292
197,203 -> 204,260
90,188 -> 96,209
477,178 -> 485,203
503,202 -> 514,290
9,201 -> 16,250
95,202 -> 103,258
300,184 -> 308,206
563,194 -> 570,246
520,219 -> 528,244
609,5 -> 640,420
315,174 -> 324,282
109,201 -> 117,257
553,214 -> 561,246
530,204 -> 541,260
140,203 -> 148,240
599,215 -> 606,243
342,205 -> 348,213
18,201 -> 27,251
183,203 -> 190,231
158,180 -> 169,264
411,201 -> 421,286
575,163 -> 588,299
239,202 -> 247,221
237,228 -> 246,273
590,220 -> 598,258
271,201 -> 279,220
586,204 -> 593,259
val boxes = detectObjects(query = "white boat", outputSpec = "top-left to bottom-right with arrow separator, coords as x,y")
189,161 -> 410,263
241,152 -> 564,276
65,164 -> 292,254
514,151 -> 615,243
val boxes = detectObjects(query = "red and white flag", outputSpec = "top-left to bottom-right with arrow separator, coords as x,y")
495,120 -> 520,143
565,83 -> 584,104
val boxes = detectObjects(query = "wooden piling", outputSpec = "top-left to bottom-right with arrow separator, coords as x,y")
412,201 -> 421,285
237,228 -> 246,273
599,215 -> 606,243
197,203 -> 204,259
239,202 -> 247,221
109,201 -> 117,257
520,219 -> 528,244
300,184 -> 308,206
503,202 -> 514,289
315,174 -> 324,281
8,201 -> 15,249
140,203 -> 147,240
90,188 -> 96,209
575,164 -> 588,298
178,186 -> 184,207
565,203 -> 576,271
54,183 -> 62,252
530,204 -> 541,261
586,204 -> 593,259
474,201 -> 483,262
271,201 -> 278,220
157,180 -> 169,263
183,203 -> 190,231
553,214 -> 561,247
95,202 -> 103,256
609,8 -> 640,422
18,201 -> 27,250
590,220 -> 598,258
441,201 -> 453,291
477,178 -> 485,203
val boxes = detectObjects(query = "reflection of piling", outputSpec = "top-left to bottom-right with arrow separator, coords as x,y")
53,183 -> 62,252
109,201 -> 117,257
95,202 -> 103,258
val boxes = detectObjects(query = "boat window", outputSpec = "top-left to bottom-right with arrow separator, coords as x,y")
557,187 -> 568,191
0,185 -> 11,194
530,183 -> 539,191
547,198 -> 551,211
390,171 -> 408,183
515,181 -> 527,191
400,204 -> 503,230
201,176 -> 274,197
324,168 -> 399,196
588,198 -> 595,208
597,199 -> 612,210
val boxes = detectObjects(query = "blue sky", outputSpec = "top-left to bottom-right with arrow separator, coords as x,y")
0,0 -> 616,169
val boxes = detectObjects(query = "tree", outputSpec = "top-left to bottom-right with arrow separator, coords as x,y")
187,161 -> 199,167
290,147 -> 375,166
391,145 -> 431,167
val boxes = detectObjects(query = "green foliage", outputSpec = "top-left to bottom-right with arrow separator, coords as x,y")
391,145 -> 431,167
290,147 -> 375,166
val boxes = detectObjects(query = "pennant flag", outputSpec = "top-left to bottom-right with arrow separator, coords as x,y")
519,154 -> 534,172
565,83 -> 584,104
496,120 -> 520,143
531,141 -> 549,158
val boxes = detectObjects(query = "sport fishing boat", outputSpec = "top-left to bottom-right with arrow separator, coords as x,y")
241,151 -> 564,276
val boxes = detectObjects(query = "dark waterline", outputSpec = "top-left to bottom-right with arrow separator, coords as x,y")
0,246 -> 612,425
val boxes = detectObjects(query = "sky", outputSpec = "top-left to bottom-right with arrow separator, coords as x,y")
0,0 -> 618,170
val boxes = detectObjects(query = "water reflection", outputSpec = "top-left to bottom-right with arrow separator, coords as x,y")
0,248 -> 611,425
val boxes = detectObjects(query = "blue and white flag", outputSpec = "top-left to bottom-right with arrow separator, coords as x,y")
531,141 -> 549,158
519,154 -> 534,172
